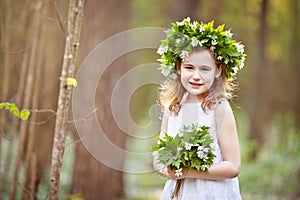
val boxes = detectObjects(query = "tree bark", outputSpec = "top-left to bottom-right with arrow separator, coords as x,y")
69,1 -> 130,199
21,3 -> 45,199
49,0 -> 85,199
248,0 -> 269,160
0,0 -> 12,175
9,1 -> 44,199
0,0 -> 31,196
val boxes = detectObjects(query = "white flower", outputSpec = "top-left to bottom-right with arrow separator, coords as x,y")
210,46 -> 216,51
225,30 -> 233,37
200,165 -> 209,171
233,66 -> 239,73
199,25 -> 205,32
210,143 -> 216,149
235,43 -> 245,54
177,21 -> 184,26
180,50 -> 189,58
239,57 -> 246,69
177,17 -> 189,26
184,142 -> 193,150
157,45 -> 168,55
211,39 -> 217,45
197,146 -> 204,151
159,65 -> 173,77
197,150 -> 204,159
191,37 -> 199,47
176,38 -> 181,44
203,154 -> 209,161
217,56 -> 223,60
203,147 -> 210,153
199,40 -> 205,47
175,168 -> 183,177
192,21 -> 197,29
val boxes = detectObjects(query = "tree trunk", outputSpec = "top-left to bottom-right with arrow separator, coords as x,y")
21,3 -> 45,199
49,0 -> 85,199
289,0 -> 300,128
9,1 -> 44,199
248,0 -> 269,160
0,0 -> 12,175
290,0 -> 300,197
69,1 -> 129,199
170,0 -> 201,21
0,0 -> 31,196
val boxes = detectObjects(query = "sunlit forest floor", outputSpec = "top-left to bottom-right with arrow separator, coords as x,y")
1,110 -> 300,199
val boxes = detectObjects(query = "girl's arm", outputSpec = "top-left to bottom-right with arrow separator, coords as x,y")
168,101 -> 241,180
153,109 -> 170,178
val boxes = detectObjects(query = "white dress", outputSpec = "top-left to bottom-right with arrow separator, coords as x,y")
159,102 -> 242,200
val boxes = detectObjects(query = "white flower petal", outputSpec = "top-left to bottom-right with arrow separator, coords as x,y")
191,37 -> 199,47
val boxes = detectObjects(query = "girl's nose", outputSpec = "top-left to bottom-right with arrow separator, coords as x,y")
193,70 -> 201,81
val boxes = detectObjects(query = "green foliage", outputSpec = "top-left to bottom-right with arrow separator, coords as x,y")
152,124 -> 216,174
236,111 -> 300,198
157,18 -> 247,79
0,102 -> 30,120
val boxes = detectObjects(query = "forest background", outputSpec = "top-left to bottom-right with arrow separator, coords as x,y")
0,0 -> 300,199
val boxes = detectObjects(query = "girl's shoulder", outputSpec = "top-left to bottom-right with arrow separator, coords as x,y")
211,98 -> 230,111
213,99 -> 234,120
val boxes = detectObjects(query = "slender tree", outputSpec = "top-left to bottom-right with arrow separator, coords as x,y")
0,0 -> 12,173
49,0 -> 85,199
9,1 -> 44,199
21,3 -> 45,198
248,0 -> 269,160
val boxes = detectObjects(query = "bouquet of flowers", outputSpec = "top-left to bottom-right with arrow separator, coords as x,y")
152,123 -> 216,198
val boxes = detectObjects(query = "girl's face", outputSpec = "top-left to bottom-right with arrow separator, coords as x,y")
178,49 -> 221,101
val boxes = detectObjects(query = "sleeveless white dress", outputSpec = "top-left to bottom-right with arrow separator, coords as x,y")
159,102 -> 242,200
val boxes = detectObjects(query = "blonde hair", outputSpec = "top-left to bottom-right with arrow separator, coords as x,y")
158,48 -> 237,115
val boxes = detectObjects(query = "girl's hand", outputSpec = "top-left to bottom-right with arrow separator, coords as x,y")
167,167 -> 185,180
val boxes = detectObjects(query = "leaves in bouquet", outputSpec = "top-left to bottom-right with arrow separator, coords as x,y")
153,123 -> 216,173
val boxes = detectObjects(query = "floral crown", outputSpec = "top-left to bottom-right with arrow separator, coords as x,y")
157,17 -> 246,79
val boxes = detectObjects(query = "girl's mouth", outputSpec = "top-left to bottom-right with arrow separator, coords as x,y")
189,82 -> 204,87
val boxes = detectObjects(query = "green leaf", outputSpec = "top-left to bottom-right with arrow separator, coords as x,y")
20,109 -> 31,120
0,102 -> 30,120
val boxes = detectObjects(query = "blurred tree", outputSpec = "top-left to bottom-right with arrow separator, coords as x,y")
170,0 -> 200,21
248,0 -> 269,160
289,0 -> 300,128
0,0 -> 13,188
21,1 -> 45,199
69,1 -> 129,199
9,0 -> 45,199
290,0 -> 300,197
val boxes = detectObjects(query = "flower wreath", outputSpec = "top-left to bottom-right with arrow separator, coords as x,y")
157,17 -> 247,79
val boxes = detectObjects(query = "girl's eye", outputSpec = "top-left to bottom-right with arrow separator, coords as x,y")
184,65 -> 194,69
200,67 -> 211,71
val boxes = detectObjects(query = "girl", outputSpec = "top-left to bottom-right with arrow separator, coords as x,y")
153,18 -> 246,199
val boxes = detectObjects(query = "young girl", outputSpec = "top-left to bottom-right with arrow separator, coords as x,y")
153,18 -> 246,199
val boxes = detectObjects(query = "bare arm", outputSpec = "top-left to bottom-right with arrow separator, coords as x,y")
168,101 -> 241,180
153,109 -> 170,178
